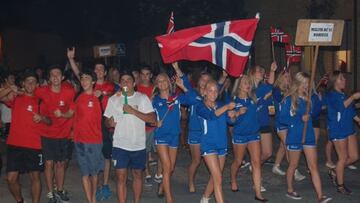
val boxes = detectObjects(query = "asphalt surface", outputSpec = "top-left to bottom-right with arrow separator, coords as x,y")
1,128 -> 360,203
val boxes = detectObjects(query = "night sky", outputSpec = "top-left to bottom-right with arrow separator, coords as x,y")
0,0 -> 247,45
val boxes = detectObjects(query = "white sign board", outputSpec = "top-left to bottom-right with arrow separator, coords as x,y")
308,23 -> 334,42
98,46 -> 112,57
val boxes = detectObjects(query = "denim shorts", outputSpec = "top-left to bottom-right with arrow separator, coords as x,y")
75,142 -> 104,176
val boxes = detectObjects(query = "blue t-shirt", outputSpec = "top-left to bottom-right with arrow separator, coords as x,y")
196,101 -> 229,151
280,96 -> 315,146
255,83 -> 273,127
325,90 -> 356,138
232,97 -> 260,137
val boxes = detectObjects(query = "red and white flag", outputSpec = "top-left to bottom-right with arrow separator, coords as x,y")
270,27 -> 290,43
166,11 -> 175,34
285,44 -> 302,63
156,17 -> 259,77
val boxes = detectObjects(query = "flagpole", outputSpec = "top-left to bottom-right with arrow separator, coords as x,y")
271,41 -> 276,62
302,45 -> 319,144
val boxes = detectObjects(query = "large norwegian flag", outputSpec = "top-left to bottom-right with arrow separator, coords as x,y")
270,27 -> 290,43
166,12 -> 175,34
285,44 -> 302,63
156,17 -> 259,77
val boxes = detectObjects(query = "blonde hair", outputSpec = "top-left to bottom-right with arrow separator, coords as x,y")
152,73 -> 173,99
274,71 -> 291,94
285,72 -> 310,114
248,65 -> 265,89
234,75 -> 257,103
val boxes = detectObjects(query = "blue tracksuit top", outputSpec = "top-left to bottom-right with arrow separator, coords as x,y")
255,83 -> 273,127
273,87 -> 287,129
196,101 -> 229,151
153,75 -> 197,138
188,94 -> 203,132
232,97 -> 260,137
280,96 -> 315,146
311,93 -> 323,121
325,90 -> 356,138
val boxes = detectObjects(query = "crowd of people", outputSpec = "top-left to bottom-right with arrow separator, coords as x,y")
0,46 -> 359,203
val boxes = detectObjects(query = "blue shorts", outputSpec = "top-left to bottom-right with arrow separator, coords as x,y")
75,142 -> 104,176
155,134 -> 179,148
232,134 -> 260,145
112,148 -> 146,170
287,144 -> 316,151
201,148 -> 227,157
276,125 -> 288,133
329,131 -> 355,142
188,131 -> 202,145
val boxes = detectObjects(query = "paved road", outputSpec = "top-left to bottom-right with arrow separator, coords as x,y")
1,130 -> 360,203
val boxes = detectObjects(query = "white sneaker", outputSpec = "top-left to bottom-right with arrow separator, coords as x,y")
261,185 -> 267,192
249,165 -> 252,172
272,165 -> 286,176
325,162 -> 336,169
154,174 -> 163,183
240,160 -> 250,169
294,169 -> 306,181
200,197 -> 210,203
348,165 -> 357,170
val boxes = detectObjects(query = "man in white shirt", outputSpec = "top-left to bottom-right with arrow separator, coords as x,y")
104,71 -> 156,203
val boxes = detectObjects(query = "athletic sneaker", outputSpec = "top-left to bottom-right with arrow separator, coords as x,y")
47,192 -> 57,203
200,197 -> 211,203
96,187 -> 104,201
144,175 -> 153,187
272,165 -> 286,176
102,185 -> 112,199
347,165 -> 357,170
325,162 -> 336,169
253,184 -> 267,192
240,160 -> 250,169
154,174 -> 163,183
294,169 -> 306,181
286,191 -> 302,200
55,190 -> 70,203
318,195 -> 332,203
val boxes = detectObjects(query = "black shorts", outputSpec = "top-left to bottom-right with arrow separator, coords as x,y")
6,145 -> 44,173
312,119 -> 320,128
41,137 -> 68,162
259,125 -> 273,134
102,128 -> 113,160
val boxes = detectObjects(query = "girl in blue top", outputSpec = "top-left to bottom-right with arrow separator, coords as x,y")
272,71 -> 291,176
152,63 -> 196,203
229,75 -> 268,202
326,70 -> 360,195
249,62 -> 277,165
280,72 -> 331,202
197,80 -> 235,203
187,70 -> 227,193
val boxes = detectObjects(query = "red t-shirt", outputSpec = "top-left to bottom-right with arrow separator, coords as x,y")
35,84 -> 75,139
6,95 -> 42,149
95,81 -> 115,110
73,93 -> 102,144
137,84 -> 154,99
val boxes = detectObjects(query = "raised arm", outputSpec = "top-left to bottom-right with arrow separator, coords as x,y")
268,61 -> 277,85
67,47 -> 80,80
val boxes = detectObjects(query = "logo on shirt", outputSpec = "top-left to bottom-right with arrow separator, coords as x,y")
59,100 -> 65,106
88,101 -> 94,107
26,105 -> 33,112
158,102 -> 163,107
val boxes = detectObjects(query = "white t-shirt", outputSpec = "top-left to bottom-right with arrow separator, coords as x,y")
104,91 -> 154,151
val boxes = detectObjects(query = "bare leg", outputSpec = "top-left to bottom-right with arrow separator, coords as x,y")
303,147 -> 323,199
203,154 -> 225,203
325,140 -> 335,166
156,145 -> 174,203
55,161 -> 65,191
103,159 -> 111,186
82,176 -> 92,203
286,150 -> 301,193
248,141 -> 264,199
188,144 -> 201,192
313,127 -> 320,144
274,130 -> 288,166
260,133 -> 273,163
116,169 -> 128,203
346,135 -> 359,165
44,160 -> 54,192
29,171 -> 42,203
132,169 -> 143,203
7,171 -> 23,202
90,175 -> 98,203
230,144 -> 247,191
333,139 -> 348,185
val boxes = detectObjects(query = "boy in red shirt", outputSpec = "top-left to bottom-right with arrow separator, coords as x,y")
5,70 -> 51,203
67,47 -> 115,200
73,69 -> 104,203
35,65 -> 75,203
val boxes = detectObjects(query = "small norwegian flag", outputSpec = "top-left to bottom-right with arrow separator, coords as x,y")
166,95 -> 177,111
285,44 -> 302,63
166,11 -> 175,34
270,27 -> 290,43
319,73 -> 329,86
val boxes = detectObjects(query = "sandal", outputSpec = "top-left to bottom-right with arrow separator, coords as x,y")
327,169 -> 337,186
286,191 -> 302,200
